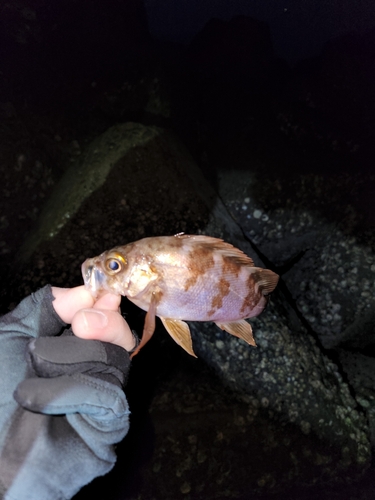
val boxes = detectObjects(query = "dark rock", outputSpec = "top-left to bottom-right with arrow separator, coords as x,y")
292,30 -> 375,168
189,15 -> 274,83
1,7 -> 375,498
10,123 -> 371,496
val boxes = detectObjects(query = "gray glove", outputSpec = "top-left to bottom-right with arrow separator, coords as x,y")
0,285 -> 131,500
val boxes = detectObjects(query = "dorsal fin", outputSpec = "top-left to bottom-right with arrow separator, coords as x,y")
177,234 -> 255,267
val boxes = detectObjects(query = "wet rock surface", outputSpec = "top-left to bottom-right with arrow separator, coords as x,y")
4,121 -> 372,499
5,124 -> 210,303
1,4 -> 375,499
217,168 -> 375,350
206,141 -> 375,477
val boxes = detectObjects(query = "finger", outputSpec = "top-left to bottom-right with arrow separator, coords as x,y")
51,286 -> 95,324
71,308 -> 136,351
93,292 -> 122,312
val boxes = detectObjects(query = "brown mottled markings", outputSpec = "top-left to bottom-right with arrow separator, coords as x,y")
240,274 -> 259,314
149,236 -> 184,255
223,255 -> 243,277
169,235 -> 185,247
210,277 -> 231,311
184,244 -> 215,291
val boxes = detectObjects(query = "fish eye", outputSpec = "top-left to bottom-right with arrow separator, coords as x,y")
105,254 -> 126,274
108,259 -> 120,271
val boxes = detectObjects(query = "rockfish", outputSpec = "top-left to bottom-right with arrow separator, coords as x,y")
81,234 -> 279,357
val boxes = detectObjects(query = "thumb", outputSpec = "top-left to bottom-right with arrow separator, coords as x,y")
71,308 -> 136,352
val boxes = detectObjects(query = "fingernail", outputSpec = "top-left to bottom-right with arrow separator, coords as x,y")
82,310 -> 108,330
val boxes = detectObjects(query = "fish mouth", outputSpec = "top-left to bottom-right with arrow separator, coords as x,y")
81,260 -> 106,298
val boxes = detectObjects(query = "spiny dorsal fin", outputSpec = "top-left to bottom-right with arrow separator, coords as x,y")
177,234 -> 255,267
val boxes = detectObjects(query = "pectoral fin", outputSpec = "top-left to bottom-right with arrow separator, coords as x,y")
130,291 -> 159,359
160,318 -> 197,358
215,320 -> 256,347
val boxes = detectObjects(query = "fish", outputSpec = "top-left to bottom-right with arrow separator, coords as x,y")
81,234 -> 279,358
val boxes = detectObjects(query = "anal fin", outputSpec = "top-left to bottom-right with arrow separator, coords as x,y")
215,320 -> 256,347
160,318 -> 197,358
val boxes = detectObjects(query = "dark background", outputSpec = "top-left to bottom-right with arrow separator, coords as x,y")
1,1 -> 375,499
144,0 -> 375,64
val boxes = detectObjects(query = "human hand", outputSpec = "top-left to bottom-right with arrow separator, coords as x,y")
0,285 -> 133,500
51,285 -> 137,351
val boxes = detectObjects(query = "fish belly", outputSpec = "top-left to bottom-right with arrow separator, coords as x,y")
129,274 -> 266,322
